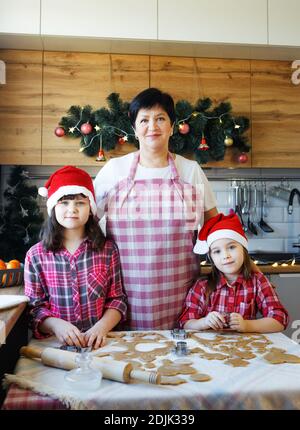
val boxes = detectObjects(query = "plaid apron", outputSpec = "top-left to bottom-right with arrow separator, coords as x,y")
105,151 -> 202,329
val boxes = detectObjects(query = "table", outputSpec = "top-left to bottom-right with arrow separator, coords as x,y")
0,286 -> 28,406
2,330 -> 300,410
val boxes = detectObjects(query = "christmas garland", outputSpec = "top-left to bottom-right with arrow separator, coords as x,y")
55,93 -> 250,164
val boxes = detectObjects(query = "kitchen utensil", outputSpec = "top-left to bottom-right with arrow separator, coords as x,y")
233,182 -> 246,230
20,345 -> 161,385
269,185 -> 291,202
262,182 -> 268,218
241,184 -> 248,215
258,184 -> 274,233
247,185 -> 258,235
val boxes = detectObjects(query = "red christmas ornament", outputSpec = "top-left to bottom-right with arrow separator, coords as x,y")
118,136 -> 126,145
54,126 -> 65,137
198,136 -> 209,151
96,149 -> 106,162
179,123 -> 190,135
238,152 -> 248,164
80,122 -> 93,135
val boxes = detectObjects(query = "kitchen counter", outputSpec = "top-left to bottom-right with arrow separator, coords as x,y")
0,286 -> 28,407
200,264 -> 300,275
0,286 -> 27,337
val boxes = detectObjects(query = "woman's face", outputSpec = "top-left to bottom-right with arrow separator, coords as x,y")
134,105 -> 173,152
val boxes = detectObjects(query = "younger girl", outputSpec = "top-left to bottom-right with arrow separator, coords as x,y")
179,213 -> 288,333
25,166 -> 127,349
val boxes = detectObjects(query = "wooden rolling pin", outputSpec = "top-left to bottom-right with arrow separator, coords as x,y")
20,346 -> 160,385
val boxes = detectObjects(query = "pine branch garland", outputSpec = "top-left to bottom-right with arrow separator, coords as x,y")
56,93 -> 250,164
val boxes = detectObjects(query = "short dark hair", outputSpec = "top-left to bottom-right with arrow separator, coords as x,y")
40,194 -> 105,252
128,87 -> 176,127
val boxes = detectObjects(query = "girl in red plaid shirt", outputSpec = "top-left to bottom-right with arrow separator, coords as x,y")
25,166 -> 127,349
179,213 -> 288,333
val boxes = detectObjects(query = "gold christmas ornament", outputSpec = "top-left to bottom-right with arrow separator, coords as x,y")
224,136 -> 233,147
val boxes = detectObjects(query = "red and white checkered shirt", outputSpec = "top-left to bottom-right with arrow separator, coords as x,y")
25,238 -> 127,338
178,271 -> 289,328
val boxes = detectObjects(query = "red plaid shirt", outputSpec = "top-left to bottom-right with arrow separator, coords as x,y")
25,238 -> 127,338
178,272 -> 289,328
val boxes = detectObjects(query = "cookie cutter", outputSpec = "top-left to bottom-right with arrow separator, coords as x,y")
173,341 -> 189,356
221,312 -> 231,328
59,345 -> 82,353
171,328 -> 187,340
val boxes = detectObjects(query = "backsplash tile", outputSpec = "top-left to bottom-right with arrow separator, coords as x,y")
1,165 -> 299,253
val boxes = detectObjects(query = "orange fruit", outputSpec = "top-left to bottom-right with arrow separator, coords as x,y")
0,259 -> 7,286
7,259 -> 21,269
4,259 -> 21,286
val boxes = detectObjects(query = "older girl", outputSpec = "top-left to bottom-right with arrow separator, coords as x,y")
25,166 -> 127,349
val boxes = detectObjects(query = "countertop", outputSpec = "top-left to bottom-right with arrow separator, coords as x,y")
0,286 -> 27,337
201,264 -> 300,275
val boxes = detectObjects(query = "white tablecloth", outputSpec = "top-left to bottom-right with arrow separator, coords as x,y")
4,331 -> 300,410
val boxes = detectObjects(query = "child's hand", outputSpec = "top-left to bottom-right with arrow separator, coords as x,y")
84,321 -> 108,349
229,313 -> 248,332
204,311 -> 226,330
49,318 -> 86,347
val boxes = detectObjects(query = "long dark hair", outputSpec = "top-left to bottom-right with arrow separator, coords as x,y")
205,247 -> 252,303
40,194 -> 105,252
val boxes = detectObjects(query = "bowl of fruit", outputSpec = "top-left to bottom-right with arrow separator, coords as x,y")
0,259 -> 24,287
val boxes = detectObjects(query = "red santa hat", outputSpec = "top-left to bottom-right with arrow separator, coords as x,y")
38,165 -> 97,216
193,213 -> 248,254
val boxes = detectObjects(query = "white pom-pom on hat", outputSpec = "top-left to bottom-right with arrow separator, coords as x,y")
38,187 -> 48,198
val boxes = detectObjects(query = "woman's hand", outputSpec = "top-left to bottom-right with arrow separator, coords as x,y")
204,311 -> 226,330
43,318 -> 86,347
84,321 -> 108,349
229,313 -> 248,332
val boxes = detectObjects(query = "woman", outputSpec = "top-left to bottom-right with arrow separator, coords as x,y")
94,87 -> 218,330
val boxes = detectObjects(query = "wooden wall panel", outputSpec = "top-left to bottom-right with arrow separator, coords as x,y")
1,49 -> 300,168
42,52 -> 149,166
0,50 -> 42,164
251,60 -> 300,167
150,56 -> 251,168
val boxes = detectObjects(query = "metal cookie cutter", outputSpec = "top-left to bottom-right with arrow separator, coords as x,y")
173,341 -> 189,356
59,345 -> 82,353
171,328 -> 187,340
221,312 -> 231,328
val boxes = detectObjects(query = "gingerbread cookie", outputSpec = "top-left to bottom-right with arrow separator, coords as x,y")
224,357 -> 250,367
264,351 -> 300,364
190,373 -> 212,382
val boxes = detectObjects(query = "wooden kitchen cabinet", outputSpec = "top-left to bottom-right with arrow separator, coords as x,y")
158,0 -> 268,45
41,0 -> 157,40
268,0 -> 300,46
251,60 -> 300,168
0,50 -> 42,164
0,0 -> 40,35
150,56 -> 252,168
42,52 -> 149,165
